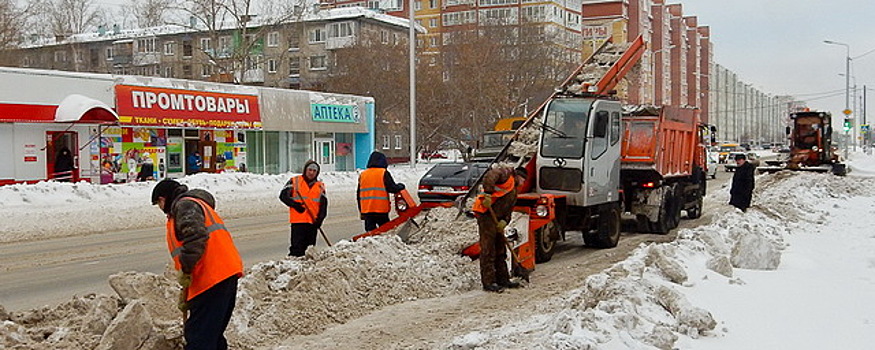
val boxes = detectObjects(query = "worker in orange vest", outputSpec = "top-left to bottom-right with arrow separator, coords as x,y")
357,151 -> 406,232
279,160 -> 328,257
472,165 -> 526,293
151,179 -> 243,350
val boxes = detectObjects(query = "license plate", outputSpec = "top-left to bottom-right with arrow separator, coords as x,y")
433,186 -> 454,192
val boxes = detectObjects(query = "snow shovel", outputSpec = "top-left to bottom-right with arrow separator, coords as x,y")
486,206 -> 531,282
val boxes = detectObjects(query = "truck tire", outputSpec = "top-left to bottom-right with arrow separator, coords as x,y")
650,186 -> 680,234
535,221 -> 559,263
687,175 -> 706,219
584,204 -> 621,248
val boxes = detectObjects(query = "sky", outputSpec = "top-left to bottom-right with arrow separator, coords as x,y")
682,0 -> 875,121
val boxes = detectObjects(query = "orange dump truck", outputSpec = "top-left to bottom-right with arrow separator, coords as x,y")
620,105 -> 709,233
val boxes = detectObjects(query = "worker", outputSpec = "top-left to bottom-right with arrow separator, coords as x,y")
472,165 -> 527,293
279,160 -> 328,257
729,153 -> 755,212
357,151 -> 405,232
151,179 -> 243,350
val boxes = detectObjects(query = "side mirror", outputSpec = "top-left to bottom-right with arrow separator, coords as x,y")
785,126 -> 791,135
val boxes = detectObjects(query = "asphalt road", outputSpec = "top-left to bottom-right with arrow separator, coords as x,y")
0,204 -> 364,312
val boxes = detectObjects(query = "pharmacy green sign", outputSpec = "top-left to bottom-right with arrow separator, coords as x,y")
311,103 -> 359,123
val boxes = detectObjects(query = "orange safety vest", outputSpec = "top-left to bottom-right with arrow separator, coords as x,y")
288,175 -> 324,224
166,197 -> 243,301
358,168 -> 390,214
472,175 -> 515,214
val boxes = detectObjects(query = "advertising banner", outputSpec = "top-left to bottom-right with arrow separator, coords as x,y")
115,85 -> 262,129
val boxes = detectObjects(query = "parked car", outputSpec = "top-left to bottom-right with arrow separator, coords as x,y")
724,152 -> 760,171
418,162 -> 490,202
706,151 -> 719,179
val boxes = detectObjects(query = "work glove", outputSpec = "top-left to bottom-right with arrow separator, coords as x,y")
177,272 -> 192,288
177,289 -> 189,312
290,202 -> 305,213
482,194 -> 493,209
497,220 -> 507,232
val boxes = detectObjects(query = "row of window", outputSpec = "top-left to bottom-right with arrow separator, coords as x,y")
381,135 -> 404,150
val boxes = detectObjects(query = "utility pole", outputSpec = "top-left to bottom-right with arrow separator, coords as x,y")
408,0 -> 417,167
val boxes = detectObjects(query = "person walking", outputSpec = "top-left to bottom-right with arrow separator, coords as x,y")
472,165 -> 526,293
729,153 -> 755,212
151,179 -> 243,350
53,147 -> 75,181
279,160 -> 328,257
357,151 -> 405,232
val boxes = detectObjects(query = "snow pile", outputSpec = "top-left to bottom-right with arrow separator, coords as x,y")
0,207 -> 482,349
0,166 -> 426,243
447,170 -> 875,349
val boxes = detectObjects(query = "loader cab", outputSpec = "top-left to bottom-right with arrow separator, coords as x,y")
536,97 -> 622,208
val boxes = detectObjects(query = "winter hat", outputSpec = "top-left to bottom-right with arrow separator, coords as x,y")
152,178 -> 183,205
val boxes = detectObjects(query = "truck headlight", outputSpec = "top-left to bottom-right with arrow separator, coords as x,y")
535,205 -> 549,217
811,146 -> 819,152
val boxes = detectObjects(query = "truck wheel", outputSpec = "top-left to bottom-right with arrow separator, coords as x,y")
687,195 -> 703,219
650,188 -> 679,234
584,204 -> 621,248
535,221 -> 559,263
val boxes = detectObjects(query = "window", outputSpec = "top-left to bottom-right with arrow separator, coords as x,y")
429,18 -> 438,27
54,51 -> 67,62
380,30 -> 389,44
368,0 -> 379,9
382,135 -> 390,149
288,33 -> 300,50
200,38 -> 211,51
329,22 -> 354,38
219,36 -> 231,56
163,66 -> 173,78
182,64 -> 192,77
267,58 -> 277,73
309,28 -> 325,43
137,38 -> 157,53
182,40 -> 193,57
245,56 -> 262,71
415,1 -> 421,10
430,37 -> 438,47
201,64 -> 212,77
164,41 -> 175,55
590,110 -> 609,159
394,135 -> 402,150
105,47 -> 113,60
289,57 -> 300,76
429,0 -> 436,8
267,32 -> 279,47
309,55 -> 326,70
610,112 -> 621,145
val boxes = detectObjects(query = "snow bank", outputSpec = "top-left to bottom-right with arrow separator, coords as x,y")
0,207 -> 482,349
0,166 -> 426,243
446,170 -> 875,349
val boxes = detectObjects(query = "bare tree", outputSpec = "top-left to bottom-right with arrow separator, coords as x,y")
32,0 -> 104,36
127,0 -> 173,28
0,0 -> 29,65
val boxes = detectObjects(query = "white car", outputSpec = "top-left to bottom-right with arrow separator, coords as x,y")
706,151 -> 719,179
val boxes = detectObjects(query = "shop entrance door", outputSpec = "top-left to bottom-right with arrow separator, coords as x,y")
46,131 -> 78,181
314,138 -> 335,172
200,141 -> 218,173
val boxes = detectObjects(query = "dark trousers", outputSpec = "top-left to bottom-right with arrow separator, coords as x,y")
185,275 -> 238,350
362,213 -> 390,232
289,223 -> 318,257
476,214 -> 510,287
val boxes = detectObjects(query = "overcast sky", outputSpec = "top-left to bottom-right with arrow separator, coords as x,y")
682,0 -> 875,122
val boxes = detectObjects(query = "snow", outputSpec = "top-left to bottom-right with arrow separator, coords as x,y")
3,152 -> 875,349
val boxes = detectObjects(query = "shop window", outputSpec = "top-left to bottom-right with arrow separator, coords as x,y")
382,135 -> 390,149
168,129 -> 183,137
184,129 -> 199,138
394,135 -> 402,150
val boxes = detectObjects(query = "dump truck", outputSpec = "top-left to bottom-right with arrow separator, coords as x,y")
759,111 -> 846,175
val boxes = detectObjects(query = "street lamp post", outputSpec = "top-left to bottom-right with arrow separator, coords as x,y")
824,40 -> 851,158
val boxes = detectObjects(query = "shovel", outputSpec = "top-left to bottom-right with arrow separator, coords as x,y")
292,187 -> 332,247
486,206 -> 531,282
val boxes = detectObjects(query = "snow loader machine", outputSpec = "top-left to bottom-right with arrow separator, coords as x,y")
758,111 -> 847,176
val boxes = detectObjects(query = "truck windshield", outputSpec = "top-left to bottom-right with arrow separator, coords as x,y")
541,99 -> 592,158
481,131 -> 513,148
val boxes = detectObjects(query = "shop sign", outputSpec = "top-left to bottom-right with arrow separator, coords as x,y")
311,103 -> 359,123
583,24 -> 611,40
115,85 -> 261,129
24,144 -> 37,162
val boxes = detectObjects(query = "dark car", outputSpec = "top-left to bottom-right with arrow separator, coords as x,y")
418,162 -> 490,202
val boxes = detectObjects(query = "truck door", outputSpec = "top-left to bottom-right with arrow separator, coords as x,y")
585,100 -> 621,206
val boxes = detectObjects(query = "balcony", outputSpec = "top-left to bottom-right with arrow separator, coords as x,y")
326,36 -> 355,50
133,52 -> 160,66
235,69 -> 264,84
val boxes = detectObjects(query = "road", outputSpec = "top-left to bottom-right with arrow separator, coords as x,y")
0,202 -> 364,312
0,170 -> 734,313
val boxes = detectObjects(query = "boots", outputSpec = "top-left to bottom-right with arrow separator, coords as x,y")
483,283 -> 504,293
499,280 -> 521,289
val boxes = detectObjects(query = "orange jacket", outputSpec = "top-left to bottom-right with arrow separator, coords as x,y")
166,197 -> 243,301
472,175 -> 515,214
358,168 -> 390,214
288,175 -> 325,224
